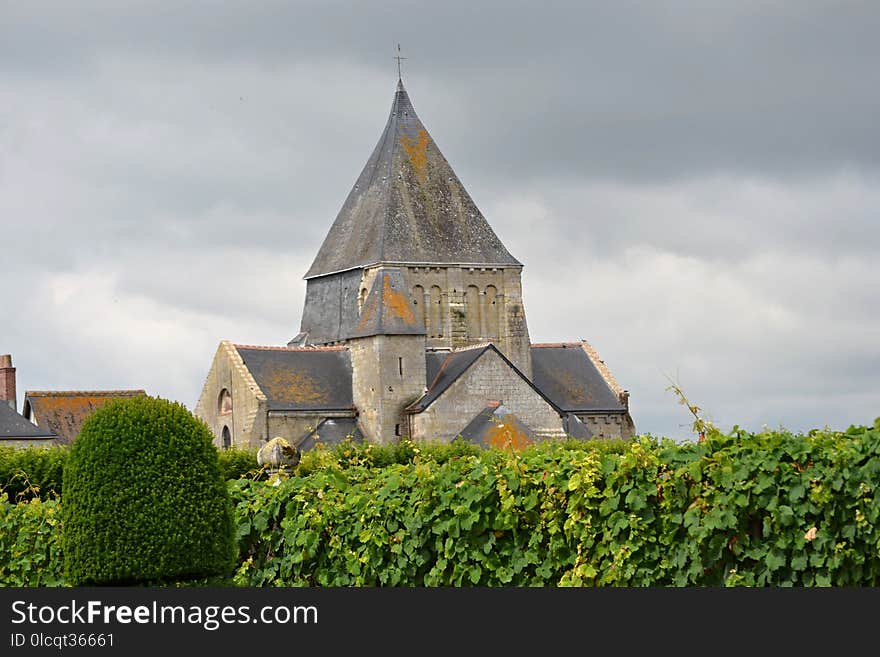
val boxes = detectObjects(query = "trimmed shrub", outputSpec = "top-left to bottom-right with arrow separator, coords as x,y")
62,396 -> 237,585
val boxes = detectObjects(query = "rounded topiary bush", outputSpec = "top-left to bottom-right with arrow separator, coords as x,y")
62,396 -> 236,585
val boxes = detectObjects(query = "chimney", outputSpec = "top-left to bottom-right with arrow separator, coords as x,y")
0,354 -> 15,411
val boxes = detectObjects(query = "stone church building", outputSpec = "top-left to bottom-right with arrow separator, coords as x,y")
195,80 -> 634,451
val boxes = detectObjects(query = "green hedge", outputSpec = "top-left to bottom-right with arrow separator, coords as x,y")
0,492 -> 64,586
4,421 -> 879,586
0,446 -> 67,501
231,422 -> 880,586
0,444 -> 262,501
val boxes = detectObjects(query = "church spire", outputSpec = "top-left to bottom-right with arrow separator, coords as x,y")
304,79 -> 521,279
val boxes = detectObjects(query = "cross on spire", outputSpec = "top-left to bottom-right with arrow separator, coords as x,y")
394,44 -> 407,81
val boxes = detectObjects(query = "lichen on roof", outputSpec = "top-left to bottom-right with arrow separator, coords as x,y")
304,80 -> 521,279
351,268 -> 426,338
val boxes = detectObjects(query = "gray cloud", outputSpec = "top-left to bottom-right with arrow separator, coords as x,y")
2,1 -> 878,440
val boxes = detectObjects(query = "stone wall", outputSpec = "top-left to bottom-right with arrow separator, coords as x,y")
193,341 -> 267,450
359,264 -> 533,378
410,348 -> 564,442
575,412 -> 634,440
350,334 -> 427,444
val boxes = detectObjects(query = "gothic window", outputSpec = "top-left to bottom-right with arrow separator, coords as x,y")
218,388 -> 232,415
412,285 -> 426,327
429,285 -> 443,337
465,285 -> 481,337
484,285 -> 499,337
221,426 -> 231,450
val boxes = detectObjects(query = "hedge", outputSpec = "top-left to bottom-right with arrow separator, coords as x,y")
0,445 -> 261,501
3,421 -> 879,586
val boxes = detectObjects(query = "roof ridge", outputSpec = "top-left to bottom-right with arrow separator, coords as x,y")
452,342 -> 494,352
530,342 -> 583,349
578,340 -> 626,399
25,390 -> 146,397
234,343 -> 349,352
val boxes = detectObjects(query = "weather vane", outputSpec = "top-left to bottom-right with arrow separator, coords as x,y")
394,43 -> 407,81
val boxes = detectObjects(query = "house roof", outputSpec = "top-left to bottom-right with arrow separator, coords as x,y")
350,268 -> 426,338
0,402 -> 57,441
296,417 -> 364,452
235,345 -> 354,411
458,403 -> 536,450
530,343 -> 626,412
304,80 -> 521,279
23,390 -> 147,445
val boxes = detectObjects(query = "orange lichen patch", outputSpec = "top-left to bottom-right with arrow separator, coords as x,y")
356,293 -> 377,330
485,417 -> 533,452
382,275 -> 418,325
25,391 -> 146,445
260,369 -> 328,406
400,129 -> 429,178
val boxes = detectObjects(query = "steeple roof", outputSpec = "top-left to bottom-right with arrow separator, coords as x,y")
350,268 -> 426,338
304,80 -> 521,279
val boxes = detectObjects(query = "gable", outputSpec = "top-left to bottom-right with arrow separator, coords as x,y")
409,344 -> 561,415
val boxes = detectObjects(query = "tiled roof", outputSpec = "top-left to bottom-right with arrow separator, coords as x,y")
458,404 -> 536,450
23,390 -> 147,444
530,343 -> 625,412
235,346 -> 354,411
0,402 -> 57,441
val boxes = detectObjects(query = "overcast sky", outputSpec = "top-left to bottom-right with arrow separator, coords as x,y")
2,1 -> 878,442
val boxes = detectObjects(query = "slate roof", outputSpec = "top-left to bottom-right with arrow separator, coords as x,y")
23,390 -> 147,445
296,418 -> 364,452
409,346 -> 490,412
235,345 -> 354,411
458,403 -> 536,450
304,80 -> 521,279
0,402 -> 57,441
350,268 -> 426,338
564,413 -> 594,440
530,344 -> 626,412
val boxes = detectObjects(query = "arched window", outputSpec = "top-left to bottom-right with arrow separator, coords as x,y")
429,285 -> 443,337
484,285 -> 499,337
412,285 -> 426,327
359,287 -> 368,313
221,426 -> 231,450
218,388 -> 232,415
465,285 -> 481,337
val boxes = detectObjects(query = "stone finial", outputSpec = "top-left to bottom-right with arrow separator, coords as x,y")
257,436 -> 301,479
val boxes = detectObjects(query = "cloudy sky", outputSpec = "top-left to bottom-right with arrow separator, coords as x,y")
2,1 -> 878,442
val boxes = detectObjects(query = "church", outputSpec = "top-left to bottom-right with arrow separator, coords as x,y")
195,79 -> 635,451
